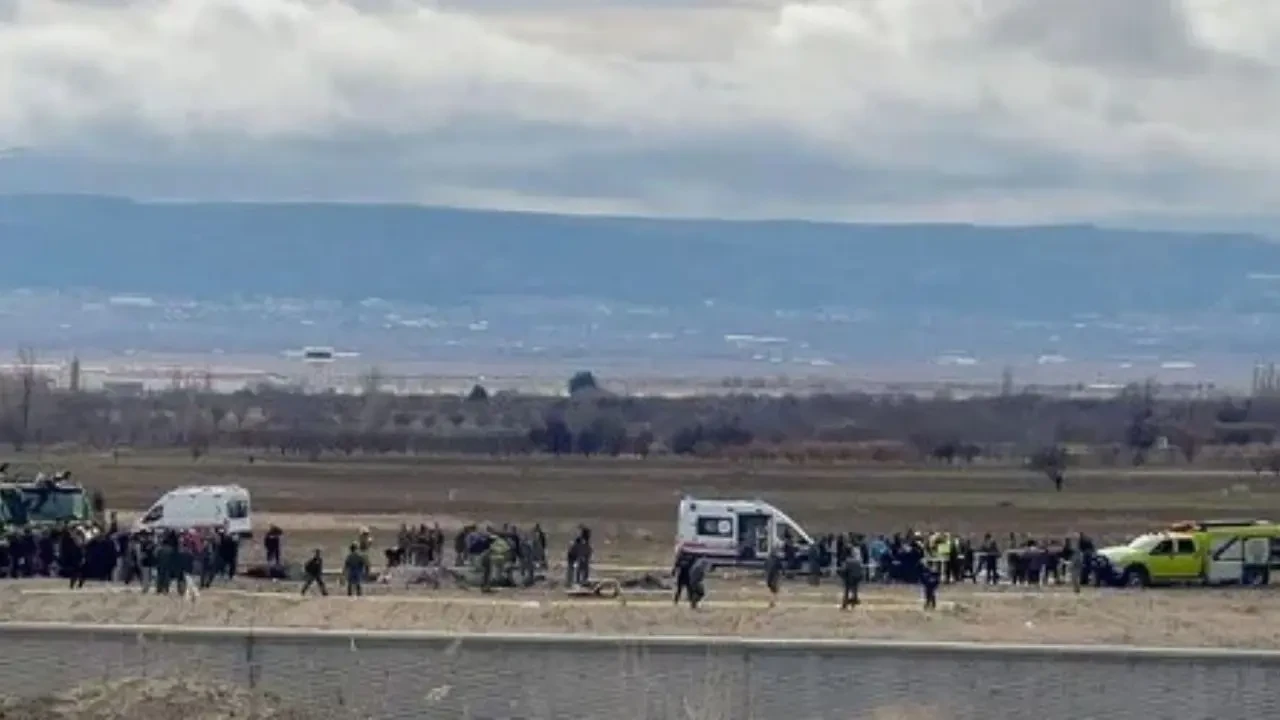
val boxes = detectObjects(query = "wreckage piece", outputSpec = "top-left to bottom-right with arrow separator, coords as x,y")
377,565 -> 445,589
443,562 -> 549,590
564,578 -> 622,599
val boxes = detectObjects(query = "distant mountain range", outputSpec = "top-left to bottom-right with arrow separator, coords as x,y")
2,194 -> 1279,320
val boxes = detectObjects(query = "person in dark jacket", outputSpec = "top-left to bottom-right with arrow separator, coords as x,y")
687,556 -> 708,609
218,531 -> 239,580
672,551 -> 694,605
921,565 -> 940,610
343,543 -> 367,597
301,549 -> 328,596
62,534 -> 85,589
173,536 -> 194,597
154,534 -> 175,594
763,549 -> 782,607
840,553 -> 864,609
199,535 -> 220,589
264,526 -> 283,566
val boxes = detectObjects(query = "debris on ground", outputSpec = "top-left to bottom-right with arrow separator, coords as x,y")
242,564 -> 295,581
619,573 -> 671,591
377,565 -> 444,588
565,578 -> 622,599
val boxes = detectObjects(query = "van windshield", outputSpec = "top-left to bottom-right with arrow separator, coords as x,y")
777,523 -> 808,545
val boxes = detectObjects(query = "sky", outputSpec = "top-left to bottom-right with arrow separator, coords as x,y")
2,0 -> 1280,226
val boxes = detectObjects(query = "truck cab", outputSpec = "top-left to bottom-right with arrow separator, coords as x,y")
1096,519 -> 1280,587
1098,532 -> 1201,586
675,496 -> 814,570
17,479 -> 92,526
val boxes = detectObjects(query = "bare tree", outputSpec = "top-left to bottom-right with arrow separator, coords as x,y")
0,348 -> 47,453
1028,445 -> 1068,491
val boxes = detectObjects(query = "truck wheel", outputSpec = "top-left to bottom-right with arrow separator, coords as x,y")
1123,566 -> 1150,588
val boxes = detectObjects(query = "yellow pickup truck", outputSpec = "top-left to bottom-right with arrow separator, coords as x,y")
1095,519 -> 1280,587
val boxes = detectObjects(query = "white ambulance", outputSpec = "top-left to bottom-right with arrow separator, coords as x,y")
674,495 -> 814,569
133,484 -> 253,539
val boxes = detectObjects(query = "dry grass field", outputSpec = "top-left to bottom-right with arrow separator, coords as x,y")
0,676 -> 312,720
7,450 -> 1280,648
36,450 -> 1280,564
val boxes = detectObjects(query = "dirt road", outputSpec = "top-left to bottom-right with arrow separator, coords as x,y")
3,580 -> 1277,648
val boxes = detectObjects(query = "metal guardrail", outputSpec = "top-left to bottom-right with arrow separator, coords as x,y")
0,622 -> 1275,719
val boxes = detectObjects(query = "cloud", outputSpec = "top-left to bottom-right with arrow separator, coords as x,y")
2,0 -> 1280,224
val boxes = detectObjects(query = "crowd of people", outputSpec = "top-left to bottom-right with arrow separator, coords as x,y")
0,512 -> 244,595
383,521 -> 563,592
784,530 -> 1101,588
0,509 -> 1107,613
665,528 -> 1104,612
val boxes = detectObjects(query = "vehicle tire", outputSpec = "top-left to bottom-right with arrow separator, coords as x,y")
1244,568 -> 1268,587
1122,566 -> 1150,588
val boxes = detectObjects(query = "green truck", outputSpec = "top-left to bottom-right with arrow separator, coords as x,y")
0,471 -> 94,534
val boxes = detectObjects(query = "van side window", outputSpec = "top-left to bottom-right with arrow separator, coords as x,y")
1176,539 -> 1196,554
226,500 -> 249,520
695,516 -> 733,537
142,505 -> 163,523
1152,540 -> 1173,555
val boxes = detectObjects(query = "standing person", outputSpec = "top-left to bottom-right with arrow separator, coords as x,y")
154,532 -> 175,594
763,548 -> 782,608
219,530 -> 239,581
517,533 -> 537,588
113,528 -> 130,582
343,543 -> 367,597
139,532 -> 156,592
531,523 -> 547,569
686,556 -> 708,609
120,534 -> 143,587
921,564 -> 940,611
174,534 -> 195,599
1077,532 -> 1096,586
672,551 -> 694,605
565,537 -> 582,588
840,551 -> 864,609
980,534 -> 1000,585
301,549 -> 328,596
264,525 -> 283,566
63,533 -> 85,589
199,533 -> 220,589
574,526 -> 592,585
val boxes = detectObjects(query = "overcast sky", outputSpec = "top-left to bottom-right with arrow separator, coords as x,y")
2,0 -> 1280,226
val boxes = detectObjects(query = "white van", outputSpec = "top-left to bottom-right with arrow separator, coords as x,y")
675,495 -> 814,569
134,485 -> 253,539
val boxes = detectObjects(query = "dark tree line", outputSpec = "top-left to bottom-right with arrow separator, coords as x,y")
2,368 -> 1280,470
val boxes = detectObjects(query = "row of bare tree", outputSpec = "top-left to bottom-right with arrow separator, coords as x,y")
1,365 -> 1279,466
